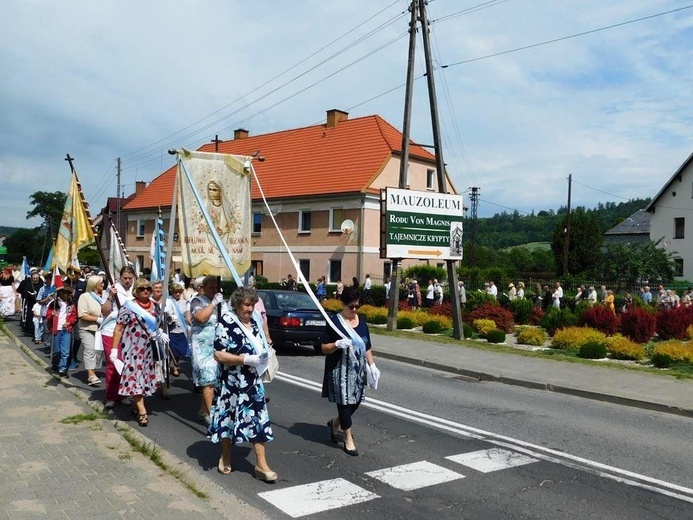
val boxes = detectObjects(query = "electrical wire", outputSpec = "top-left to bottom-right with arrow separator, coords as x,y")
442,4 -> 693,69
433,0 -> 512,23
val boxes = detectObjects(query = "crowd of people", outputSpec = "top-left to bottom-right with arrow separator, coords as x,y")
3,264 -> 380,483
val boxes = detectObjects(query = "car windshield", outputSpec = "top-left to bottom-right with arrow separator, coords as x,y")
274,292 -> 319,312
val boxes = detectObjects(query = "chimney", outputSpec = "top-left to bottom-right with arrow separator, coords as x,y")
326,109 -> 349,128
234,128 -> 249,140
135,181 -> 146,195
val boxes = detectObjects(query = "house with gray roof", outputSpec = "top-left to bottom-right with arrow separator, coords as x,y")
603,209 -> 650,246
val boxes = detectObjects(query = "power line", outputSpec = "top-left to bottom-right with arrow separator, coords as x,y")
442,4 -> 693,69
433,0 -> 512,23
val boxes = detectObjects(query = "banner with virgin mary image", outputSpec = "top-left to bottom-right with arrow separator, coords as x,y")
177,150 -> 252,278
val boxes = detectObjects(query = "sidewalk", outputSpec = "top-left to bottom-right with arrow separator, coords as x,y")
371,332 -> 693,418
0,330 -> 262,520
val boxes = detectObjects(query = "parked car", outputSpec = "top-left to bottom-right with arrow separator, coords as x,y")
256,290 -> 327,354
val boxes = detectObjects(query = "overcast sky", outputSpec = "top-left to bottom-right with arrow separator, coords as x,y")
2,0 -> 692,229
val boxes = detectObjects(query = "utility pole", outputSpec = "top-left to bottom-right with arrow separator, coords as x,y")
563,174 -> 572,275
387,1 -> 418,332
418,0 -> 462,339
116,157 -> 122,239
468,186 -> 480,267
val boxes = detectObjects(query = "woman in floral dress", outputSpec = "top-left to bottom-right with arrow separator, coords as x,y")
191,275 -> 225,424
208,287 -> 276,482
111,278 -> 160,427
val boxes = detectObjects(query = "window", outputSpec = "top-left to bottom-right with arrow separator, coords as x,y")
252,212 -> 262,234
426,169 -> 435,190
674,258 -> 684,277
299,259 -> 310,282
674,217 -> 685,239
299,211 -> 312,233
329,260 -> 342,283
136,255 -> 144,272
251,260 -> 263,277
136,219 -> 146,238
329,208 -> 344,232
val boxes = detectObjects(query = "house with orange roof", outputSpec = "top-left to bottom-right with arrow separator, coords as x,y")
121,109 -> 459,284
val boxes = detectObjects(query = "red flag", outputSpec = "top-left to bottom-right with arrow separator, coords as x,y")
52,265 -> 63,289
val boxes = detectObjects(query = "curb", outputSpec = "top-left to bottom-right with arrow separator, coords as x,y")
1,324 -> 263,520
373,349 -> 693,419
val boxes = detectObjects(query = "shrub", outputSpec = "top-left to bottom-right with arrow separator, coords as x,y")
688,324 -> 693,340
619,307 -> 657,344
529,306 -> 545,326
427,301 -> 452,317
516,327 -> 547,346
369,311 -> 388,325
463,323 -> 474,338
322,299 -> 343,312
486,329 -> 507,344
510,298 -> 534,325
465,291 -> 498,312
651,340 -> 693,368
579,306 -> 620,336
422,320 -> 443,334
551,327 -> 606,351
397,316 -> 415,329
468,303 -> 514,333
579,340 -> 607,359
606,335 -> 646,361
472,318 -> 497,336
541,307 -> 577,337
656,307 -> 693,340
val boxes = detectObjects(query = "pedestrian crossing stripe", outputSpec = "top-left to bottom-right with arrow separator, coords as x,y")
258,478 -> 379,518
258,448 -> 539,517
365,460 -> 465,491
446,448 -> 538,473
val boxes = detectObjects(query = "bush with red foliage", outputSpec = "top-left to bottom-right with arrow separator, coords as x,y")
529,306 -> 545,326
656,306 -> 693,340
620,307 -> 657,344
427,301 -> 452,317
578,305 -> 621,336
467,303 -> 515,333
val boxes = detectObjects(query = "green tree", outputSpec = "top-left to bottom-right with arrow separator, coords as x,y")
4,228 -> 47,265
594,240 -> 676,286
78,246 -> 101,268
551,208 -> 602,276
26,191 -> 66,240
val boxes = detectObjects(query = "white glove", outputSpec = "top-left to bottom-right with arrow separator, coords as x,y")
335,339 -> 353,350
212,293 -> 225,306
367,363 -> 381,389
243,354 -> 262,367
96,316 -> 103,325
109,349 -> 119,364
155,330 -> 170,345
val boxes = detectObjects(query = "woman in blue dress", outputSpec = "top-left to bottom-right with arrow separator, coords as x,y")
208,286 -> 276,482
322,286 -> 378,457
191,275 -> 225,424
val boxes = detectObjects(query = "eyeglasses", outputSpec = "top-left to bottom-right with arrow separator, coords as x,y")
347,304 -> 360,310
137,287 -> 152,293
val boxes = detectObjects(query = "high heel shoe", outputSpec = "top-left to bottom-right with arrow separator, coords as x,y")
342,443 -> 359,457
327,419 -> 339,443
254,466 -> 278,483
217,457 -> 232,475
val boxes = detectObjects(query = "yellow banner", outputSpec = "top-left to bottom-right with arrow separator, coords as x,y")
54,172 -> 95,272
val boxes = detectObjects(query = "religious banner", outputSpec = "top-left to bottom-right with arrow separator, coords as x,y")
177,150 -> 252,278
53,171 -> 95,272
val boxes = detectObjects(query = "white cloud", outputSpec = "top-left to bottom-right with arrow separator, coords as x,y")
1,0 -> 692,227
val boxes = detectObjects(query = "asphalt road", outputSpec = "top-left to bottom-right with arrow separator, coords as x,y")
11,321 -> 693,519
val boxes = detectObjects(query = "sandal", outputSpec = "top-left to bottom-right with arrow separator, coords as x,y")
137,413 -> 149,427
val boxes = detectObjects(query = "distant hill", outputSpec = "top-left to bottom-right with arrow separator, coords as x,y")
467,198 -> 651,249
0,226 -> 19,238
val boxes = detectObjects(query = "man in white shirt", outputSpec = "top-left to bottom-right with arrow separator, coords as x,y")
488,281 -> 498,298
553,282 -> 563,309
363,274 -> 373,304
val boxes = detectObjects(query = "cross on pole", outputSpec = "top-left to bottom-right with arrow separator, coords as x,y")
64,153 -> 75,173
211,135 -> 222,152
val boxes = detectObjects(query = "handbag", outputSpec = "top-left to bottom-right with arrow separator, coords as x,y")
262,347 -> 279,383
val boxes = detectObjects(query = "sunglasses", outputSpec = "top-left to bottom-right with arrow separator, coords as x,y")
347,304 -> 360,310
137,287 -> 152,293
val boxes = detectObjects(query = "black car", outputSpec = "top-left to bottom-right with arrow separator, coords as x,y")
256,290 -> 327,354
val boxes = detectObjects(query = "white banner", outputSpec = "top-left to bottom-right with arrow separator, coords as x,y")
177,150 -> 251,278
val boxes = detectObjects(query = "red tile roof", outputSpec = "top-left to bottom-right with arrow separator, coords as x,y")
124,114 -> 436,211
